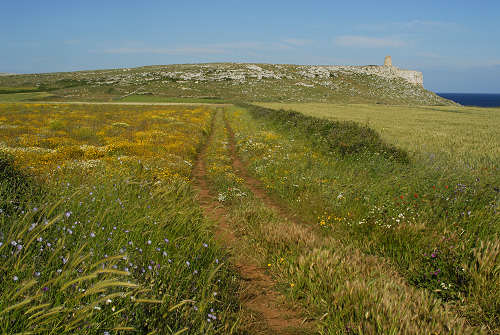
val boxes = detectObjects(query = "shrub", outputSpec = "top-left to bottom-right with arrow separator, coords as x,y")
237,103 -> 409,163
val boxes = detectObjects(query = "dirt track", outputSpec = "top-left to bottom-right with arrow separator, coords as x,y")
192,109 -> 312,334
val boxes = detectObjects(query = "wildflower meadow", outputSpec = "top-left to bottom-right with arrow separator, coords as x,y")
0,104 -> 241,334
228,104 -> 499,332
0,101 -> 498,334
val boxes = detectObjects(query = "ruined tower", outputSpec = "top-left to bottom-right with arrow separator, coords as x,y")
384,55 -> 392,67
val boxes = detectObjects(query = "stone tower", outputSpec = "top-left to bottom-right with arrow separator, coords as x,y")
384,55 -> 392,67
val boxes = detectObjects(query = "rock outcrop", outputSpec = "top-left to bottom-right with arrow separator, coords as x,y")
299,65 -> 424,86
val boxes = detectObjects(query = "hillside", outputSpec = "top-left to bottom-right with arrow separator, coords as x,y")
0,63 -> 454,105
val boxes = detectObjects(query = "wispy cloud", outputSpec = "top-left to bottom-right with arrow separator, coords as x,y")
470,60 -> 500,68
103,46 -> 223,55
401,20 -> 459,30
99,41 -> 293,55
357,20 -> 460,33
282,38 -> 311,46
335,35 -> 405,48
417,52 -> 443,59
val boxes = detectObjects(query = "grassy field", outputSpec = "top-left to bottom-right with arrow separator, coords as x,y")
0,86 -> 40,94
0,92 -> 55,102
0,103 -> 242,333
228,104 -> 499,332
200,108 -> 481,334
258,103 -> 500,171
119,95 -> 225,104
1,101 -> 498,333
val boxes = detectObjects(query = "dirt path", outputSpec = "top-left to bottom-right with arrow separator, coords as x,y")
192,110 -> 312,335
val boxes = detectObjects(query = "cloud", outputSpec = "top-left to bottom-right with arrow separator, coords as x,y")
463,60 -> 500,69
99,41 -> 293,55
401,20 -> 458,30
357,20 -> 460,33
417,52 -> 443,59
282,38 -> 311,46
335,35 -> 405,48
102,46 -> 223,55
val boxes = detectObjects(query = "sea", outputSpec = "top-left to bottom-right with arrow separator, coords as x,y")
436,93 -> 500,107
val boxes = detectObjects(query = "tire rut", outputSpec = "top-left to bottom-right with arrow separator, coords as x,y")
223,115 -> 313,232
192,109 -> 312,335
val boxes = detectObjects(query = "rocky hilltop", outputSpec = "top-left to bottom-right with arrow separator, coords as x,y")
302,65 -> 423,86
0,62 -> 452,105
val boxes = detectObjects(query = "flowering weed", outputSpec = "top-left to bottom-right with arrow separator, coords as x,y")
0,103 -> 241,333
228,104 -> 499,331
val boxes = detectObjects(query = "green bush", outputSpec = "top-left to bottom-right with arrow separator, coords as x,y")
237,103 -> 409,163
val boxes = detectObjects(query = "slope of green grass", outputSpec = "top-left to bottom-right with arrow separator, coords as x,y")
2,97 -> 496,332
119,94 -> 225,104
0,63 -> 454,105
0,92 -> 54,102
0,86 -> 40,94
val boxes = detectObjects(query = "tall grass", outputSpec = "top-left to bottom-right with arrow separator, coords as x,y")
0,104 -> 242,333
200,110 -> 483,334
228,104 -> 499,331
257,102 -> 500,173
238,103 -> 408,162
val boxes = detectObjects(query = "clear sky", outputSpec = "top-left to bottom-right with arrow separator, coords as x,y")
1,0 -> 499,93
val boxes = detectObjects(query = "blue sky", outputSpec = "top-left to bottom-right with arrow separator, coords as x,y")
1,0 -> 499,93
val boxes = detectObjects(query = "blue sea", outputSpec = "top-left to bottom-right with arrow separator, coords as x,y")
437,93 -> 500,107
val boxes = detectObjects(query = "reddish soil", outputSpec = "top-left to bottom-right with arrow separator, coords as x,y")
192,111 -> 312,335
